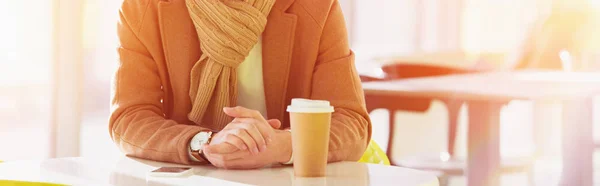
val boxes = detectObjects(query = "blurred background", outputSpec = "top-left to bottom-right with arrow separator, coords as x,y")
0,0 -> 599,185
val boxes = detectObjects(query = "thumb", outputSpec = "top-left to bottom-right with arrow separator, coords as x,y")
267,119 -> 282,129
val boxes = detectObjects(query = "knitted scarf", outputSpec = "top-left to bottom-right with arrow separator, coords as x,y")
185,0 -> 274,128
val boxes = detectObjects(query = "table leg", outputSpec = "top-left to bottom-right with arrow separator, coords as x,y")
561,98 -> 594,186
467,101 -> 503,186
445,99 -> 463,156
532,101 -> 554,158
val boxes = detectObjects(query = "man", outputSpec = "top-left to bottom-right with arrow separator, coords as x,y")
110,0 -> 371,169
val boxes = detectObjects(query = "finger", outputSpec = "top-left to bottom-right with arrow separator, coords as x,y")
222,158 -> 262,170
232,118 -> 271,147
223,106 -> 264,121
267,119 -> 281,129
238,121 -> 267,152
203,144 -> 225,168
233,118 -> 275,140
203,144 -> 224,167
224,133 -> 247,150
204,145 -> 249,169
210,149 -> 251,162
228,127 -> 259,155
204,142 -> 239,154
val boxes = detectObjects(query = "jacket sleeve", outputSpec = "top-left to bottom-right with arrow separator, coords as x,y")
310,0 -> 372,162
109,0 -> 208,165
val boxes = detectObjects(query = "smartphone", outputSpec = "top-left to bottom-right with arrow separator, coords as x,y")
148,167 -> 193,177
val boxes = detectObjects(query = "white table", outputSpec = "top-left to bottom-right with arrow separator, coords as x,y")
0,157 -> 439,186
363,70 -> 600,186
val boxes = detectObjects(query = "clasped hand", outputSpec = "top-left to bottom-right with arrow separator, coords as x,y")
203,106 -> 291,169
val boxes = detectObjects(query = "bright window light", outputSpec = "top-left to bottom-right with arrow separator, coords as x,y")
591,0 -> 600,7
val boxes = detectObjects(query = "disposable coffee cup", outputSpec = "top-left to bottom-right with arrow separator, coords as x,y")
286,98 -> 334,177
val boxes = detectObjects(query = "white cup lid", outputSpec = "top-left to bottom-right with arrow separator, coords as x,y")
286,98 -> 334,113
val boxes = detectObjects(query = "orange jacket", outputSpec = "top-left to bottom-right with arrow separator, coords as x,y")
110,0 -> 371,165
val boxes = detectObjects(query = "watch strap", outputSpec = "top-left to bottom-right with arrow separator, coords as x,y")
191,150 -> 208,162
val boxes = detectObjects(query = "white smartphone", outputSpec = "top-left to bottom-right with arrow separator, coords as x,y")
148,167 -> 193,177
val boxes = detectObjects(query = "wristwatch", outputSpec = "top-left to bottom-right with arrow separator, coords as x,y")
190,131 -> 213,161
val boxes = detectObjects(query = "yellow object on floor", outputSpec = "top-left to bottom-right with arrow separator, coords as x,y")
358,140 -> 391,165
0,181 -> 66,186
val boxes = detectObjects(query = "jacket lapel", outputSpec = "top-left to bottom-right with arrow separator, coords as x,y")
158,0 -> 200,121
262,0 -> 297,122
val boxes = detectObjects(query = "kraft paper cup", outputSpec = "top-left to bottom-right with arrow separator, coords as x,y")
287,99 -> 334,177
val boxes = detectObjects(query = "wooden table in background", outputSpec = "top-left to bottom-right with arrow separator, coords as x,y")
362,70 -> 600,186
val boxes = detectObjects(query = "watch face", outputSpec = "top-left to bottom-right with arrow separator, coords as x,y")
190,132 -> 211,151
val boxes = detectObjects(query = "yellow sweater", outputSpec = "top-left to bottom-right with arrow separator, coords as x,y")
237,39 -> 268,117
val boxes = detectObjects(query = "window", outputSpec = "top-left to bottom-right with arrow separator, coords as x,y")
461,0 -> 543,53
347,0 -> 551,59
79,0 -> 123,159
0,1 -> 54,160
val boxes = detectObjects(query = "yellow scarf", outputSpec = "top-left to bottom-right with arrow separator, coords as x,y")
185,0 -> 274,128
